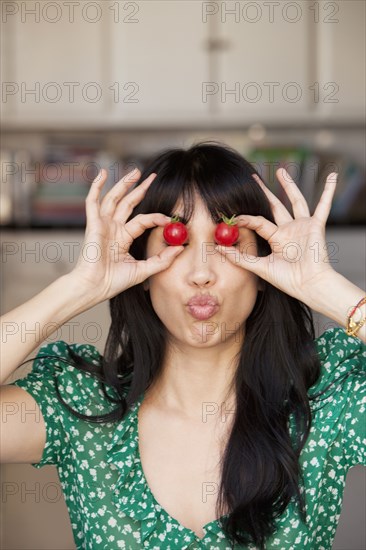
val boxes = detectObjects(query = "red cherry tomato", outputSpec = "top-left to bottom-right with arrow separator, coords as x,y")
214,215 -> 239,246
163,216 -> 188,246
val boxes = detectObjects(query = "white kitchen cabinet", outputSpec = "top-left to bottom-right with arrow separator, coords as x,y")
109,0 -> 211,123
1,0 -> 109,124
209,0 -> 365,124
0,231 -> 111,356
311,227 -> 366,337
1,0 -> 211,127
209,1 -> 313,122
315,0 -> 366,122
1,1 -> 365,127
0,230 -> 111,550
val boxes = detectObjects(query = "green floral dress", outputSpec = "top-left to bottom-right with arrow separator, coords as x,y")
9,327 -> 366,549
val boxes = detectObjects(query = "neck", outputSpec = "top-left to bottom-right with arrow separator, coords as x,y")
144,341 -> 240,424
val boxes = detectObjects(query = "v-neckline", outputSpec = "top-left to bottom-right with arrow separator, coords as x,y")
135,390 -> 230,541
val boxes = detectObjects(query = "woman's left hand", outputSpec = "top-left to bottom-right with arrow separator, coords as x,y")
215,168 -> 338,302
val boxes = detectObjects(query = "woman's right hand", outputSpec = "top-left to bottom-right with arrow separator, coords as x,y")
70,167 -> 184,303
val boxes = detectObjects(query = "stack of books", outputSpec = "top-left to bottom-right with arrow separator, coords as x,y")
30,143 -> 120,227
1,143 -> 364,227
247,146 -> 366,224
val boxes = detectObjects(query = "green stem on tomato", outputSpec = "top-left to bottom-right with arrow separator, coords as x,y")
221,214 -> 237,225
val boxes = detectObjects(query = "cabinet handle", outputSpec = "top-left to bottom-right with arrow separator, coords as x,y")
204,38 -> 231,52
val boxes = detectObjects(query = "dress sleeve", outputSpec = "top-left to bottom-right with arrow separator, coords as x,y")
8,340 -> 104,469
312,327 -> 366,468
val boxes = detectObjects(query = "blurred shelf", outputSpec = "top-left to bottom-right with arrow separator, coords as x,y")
0,225 -> 86,231
2,120 -> 366,133
1,223 -> 365,232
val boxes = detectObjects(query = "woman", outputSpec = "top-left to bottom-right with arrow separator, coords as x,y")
1,141 -> 365,550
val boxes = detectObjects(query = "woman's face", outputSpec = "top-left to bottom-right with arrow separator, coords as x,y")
144,192 -> 262,348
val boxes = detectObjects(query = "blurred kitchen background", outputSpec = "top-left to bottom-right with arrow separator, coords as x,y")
1,1 -> 365,549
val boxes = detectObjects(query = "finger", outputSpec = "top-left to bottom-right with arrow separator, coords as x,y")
137,245 -> 185,284
121,213 -> 172,250
113,173 -> 158,222
252,173 -> 293,225
275,168 -> 311,218
235,214 -> 278,244
215,244 -> 269,279
85,169 -> 108,220
313,172 -> 338,223
99,168 -> 143,218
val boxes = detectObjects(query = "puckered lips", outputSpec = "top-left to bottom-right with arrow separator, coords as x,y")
186,293 -> 220,320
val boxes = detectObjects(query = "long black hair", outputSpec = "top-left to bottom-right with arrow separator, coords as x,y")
17,141 -> 338,548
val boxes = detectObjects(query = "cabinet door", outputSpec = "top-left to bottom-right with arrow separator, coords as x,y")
110,0 -> 211,124
1,230 -> 110,550
1,233 -> 79,313
315,0 -> 365,122
2,0 -> 109,125
209,2 -> 315,122
0,231 -> 111,353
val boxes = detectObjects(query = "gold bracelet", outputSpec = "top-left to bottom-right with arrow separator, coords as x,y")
345,296 -> 366,337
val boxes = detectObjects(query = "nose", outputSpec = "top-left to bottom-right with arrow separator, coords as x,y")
186,241 -> 218,288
